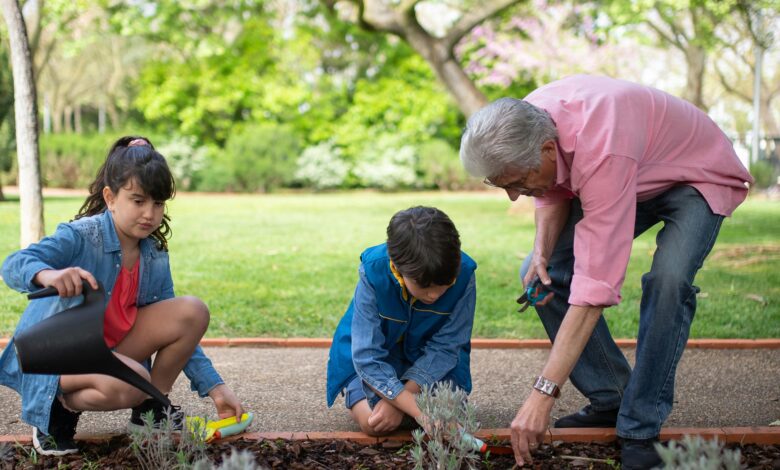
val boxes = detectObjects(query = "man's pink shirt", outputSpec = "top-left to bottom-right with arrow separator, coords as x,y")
526,75 -> 753,307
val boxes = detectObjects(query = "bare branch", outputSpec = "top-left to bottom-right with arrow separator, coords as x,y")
443,0 -> 522,50
714,63 -> 751,102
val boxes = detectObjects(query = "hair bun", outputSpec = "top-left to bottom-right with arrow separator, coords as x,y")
128,138 -> 149,147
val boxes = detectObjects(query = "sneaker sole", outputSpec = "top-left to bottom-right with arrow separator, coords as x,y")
32,428 -> 78,456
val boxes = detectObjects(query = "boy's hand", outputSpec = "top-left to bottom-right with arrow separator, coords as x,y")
208,384 -> 245,420
367,399 -> 403,433
34,268 -> 98,297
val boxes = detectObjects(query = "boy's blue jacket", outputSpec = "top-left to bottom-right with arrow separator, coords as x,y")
326,243 -> 477,407
0,210 -> 224,434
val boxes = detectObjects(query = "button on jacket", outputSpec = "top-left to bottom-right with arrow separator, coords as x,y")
326,243 -> 477,407
1,210 -> 223,434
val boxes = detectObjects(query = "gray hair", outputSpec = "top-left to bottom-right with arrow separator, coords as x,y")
459,98 -> 558,179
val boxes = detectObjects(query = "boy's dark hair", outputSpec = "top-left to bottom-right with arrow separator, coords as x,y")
386,206 -> 461,287
75,135 -> 176,251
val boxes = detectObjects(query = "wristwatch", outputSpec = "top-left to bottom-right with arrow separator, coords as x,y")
533,376 -> 561,398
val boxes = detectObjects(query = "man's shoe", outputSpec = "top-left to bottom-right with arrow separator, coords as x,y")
554,404 -> 619,428
128,398 -> 184,431
32,398 -> 80,456
621,437 -> 663,470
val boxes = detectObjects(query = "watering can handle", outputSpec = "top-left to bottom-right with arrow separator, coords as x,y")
27,280 -> 99,300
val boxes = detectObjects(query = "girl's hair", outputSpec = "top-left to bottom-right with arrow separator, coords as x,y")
75,135 -> 176,251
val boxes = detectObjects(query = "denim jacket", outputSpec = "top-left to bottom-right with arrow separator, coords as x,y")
0,210 -> 223,433
326,243 -> 477,407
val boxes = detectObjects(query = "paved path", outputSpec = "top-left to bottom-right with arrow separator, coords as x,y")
0,347 -> 778,436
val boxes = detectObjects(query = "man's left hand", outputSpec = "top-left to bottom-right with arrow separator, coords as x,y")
510,391 -> 555,466
208,383 -> 246,420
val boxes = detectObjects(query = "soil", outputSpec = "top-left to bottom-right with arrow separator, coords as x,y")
1,436 -> 779,469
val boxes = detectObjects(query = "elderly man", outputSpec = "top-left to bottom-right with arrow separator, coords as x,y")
459,75 -> 752,469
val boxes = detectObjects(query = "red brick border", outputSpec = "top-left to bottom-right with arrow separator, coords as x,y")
2,337 -> 779,349
1,427 -> 778,445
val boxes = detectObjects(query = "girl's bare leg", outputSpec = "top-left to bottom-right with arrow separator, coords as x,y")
59,353 -> 150,411
115,296 -> 209,395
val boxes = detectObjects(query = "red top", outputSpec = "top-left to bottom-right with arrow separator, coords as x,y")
104,259 -> 140,348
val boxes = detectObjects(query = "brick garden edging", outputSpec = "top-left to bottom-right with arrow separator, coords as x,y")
1,427 -> 778,446
2,337 -> 779,349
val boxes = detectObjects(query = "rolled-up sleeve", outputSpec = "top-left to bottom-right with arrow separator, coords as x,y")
402,273 -> 476,388
351,265 -> 405,401
570,155 -> 638,306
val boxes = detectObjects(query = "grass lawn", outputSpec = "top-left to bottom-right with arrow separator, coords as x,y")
1,191 -> 778,339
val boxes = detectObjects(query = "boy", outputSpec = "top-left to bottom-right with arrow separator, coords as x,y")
326,206 -> 477,435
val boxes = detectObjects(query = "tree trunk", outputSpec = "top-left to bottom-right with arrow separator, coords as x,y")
683,45 -> 708,111
402,25 -> 488,116
64,105 -> 73,133
74,104 -> 82,134
1,0 -> 45,247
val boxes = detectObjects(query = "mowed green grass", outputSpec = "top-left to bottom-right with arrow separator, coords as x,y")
1,191 -> 778,338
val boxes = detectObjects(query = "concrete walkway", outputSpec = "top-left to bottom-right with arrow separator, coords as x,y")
1,346 -> 778,436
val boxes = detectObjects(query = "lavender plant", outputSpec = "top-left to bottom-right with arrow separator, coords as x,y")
656,435 -> 743,470
192,449 -> 261,470
128,409 -> 208,470
410,381 -> 482,470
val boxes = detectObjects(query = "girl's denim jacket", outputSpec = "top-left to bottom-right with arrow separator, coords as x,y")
0,210 -> 223,433
326,243 -> 477,407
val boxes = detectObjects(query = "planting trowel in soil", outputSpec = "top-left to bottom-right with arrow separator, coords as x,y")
186,412 -> 254,442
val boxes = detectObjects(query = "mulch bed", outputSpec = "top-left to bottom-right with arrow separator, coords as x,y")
2,436 -> 779,469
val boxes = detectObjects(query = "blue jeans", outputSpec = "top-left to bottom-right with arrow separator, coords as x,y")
520,185 -> 724,439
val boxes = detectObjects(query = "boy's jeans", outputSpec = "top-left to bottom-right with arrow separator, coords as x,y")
520,185 -> 724,439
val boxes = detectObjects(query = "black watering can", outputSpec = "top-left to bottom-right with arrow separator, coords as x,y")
14,280 -> 171,407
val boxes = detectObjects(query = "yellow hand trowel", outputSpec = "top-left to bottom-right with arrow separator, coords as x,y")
187,412 -> 254,442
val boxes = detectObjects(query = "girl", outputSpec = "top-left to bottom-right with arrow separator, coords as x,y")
1,136 -> 244,456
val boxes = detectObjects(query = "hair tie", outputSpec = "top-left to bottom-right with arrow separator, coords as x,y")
128,138 -> 149,147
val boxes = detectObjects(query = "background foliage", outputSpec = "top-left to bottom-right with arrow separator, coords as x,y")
1,193 -> 777,339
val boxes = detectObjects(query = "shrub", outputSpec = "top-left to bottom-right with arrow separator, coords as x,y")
656,435 -> 742,470
353,135 -> 418,190
156,136 -> 208,191
294,142 -> 350,189
38,133 -> 110,188
416,139 -> 477,190
750,160 -> 778,189
221,123 -> 302,192
410,381 -> 482,470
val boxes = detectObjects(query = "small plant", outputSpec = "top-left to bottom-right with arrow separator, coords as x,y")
656,435 -> 743,470
128,409 -> 208,470
15,440 -> 37,465
410,381 -> 481,470
192,448 -> 260,470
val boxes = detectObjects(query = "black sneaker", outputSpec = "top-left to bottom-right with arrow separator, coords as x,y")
128,398 -> 184,431
554,404 -> 619,428
32,398 -> 80,456
621,437 -> 664,470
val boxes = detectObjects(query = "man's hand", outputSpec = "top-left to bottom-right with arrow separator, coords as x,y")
208,384 -> 245,420
34,268 -> 98,297
367,399 -> 404,433
510,391 -> 555,466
